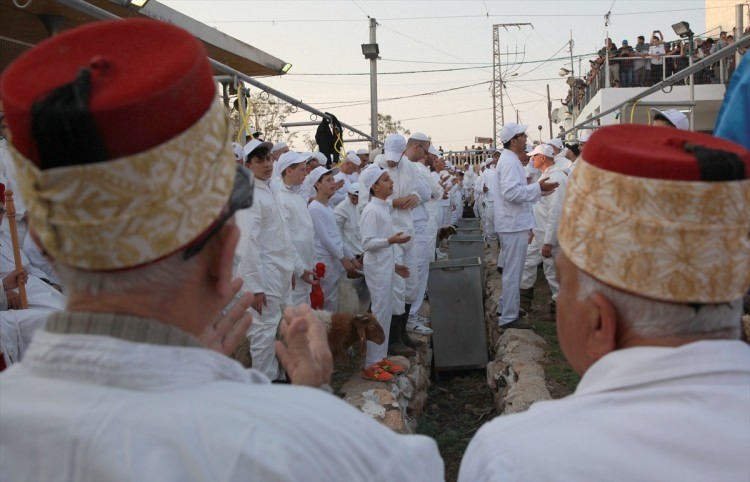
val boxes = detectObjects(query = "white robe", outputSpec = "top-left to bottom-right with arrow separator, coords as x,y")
0,328 -> 445,481
460,341 -> 750,482
277,184 -> 315,307
334,197 -> 363,258
360,197 -> 395,366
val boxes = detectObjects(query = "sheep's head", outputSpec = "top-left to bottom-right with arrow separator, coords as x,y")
354,313 -> 385,344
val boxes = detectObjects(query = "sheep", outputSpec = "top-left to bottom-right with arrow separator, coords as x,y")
313,310 -> 385,362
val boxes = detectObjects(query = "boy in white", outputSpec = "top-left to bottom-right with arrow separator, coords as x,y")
334,182 -> 363,259
308,166 -> 361,312
236,139 -> 303,380
276,151 -> 317,307
358,165 -> 411,381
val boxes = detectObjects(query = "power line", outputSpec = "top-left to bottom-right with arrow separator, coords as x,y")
286,52 -> 596,76
350,0 -> 369,18
194,7 -> 720,23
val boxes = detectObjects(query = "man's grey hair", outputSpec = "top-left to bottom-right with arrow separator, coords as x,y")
57,249 -> 202,296
577,269 -> 741,339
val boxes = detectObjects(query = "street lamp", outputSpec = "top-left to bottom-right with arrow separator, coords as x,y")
361,43 -> 380,60
537,125 -> 543,142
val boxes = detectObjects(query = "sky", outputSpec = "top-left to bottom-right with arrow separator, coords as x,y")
158,0 -> 711,151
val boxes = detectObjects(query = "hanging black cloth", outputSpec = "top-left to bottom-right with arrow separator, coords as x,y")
314,112 -> 344,168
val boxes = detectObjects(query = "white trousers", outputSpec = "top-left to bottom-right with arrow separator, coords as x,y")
497,231 -> 529,325
392,238 -> 416,314
483,200 -> 497,241
521,234 -> 560,301
410,221 -> 431,315
248,294 -> 283,380
363,251 -> 393,367
318,256 -> 344,313
289,282 -> 312,308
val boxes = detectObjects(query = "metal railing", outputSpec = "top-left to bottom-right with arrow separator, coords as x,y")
563,34 -> 750,137
443,150 -> 494,167
579,54 -> 735,107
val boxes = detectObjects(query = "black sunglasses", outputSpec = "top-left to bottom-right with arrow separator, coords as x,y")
183,164 -> 254,260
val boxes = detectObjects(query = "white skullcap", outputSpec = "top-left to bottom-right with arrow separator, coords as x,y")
308,166 -> 337,186
428,144 -> 440,157
271,142 -> 288,153
530,144 -> 554,158
276,151 -> 311,177
345,151 -> 362,166
348,182 -> 360,195
545,138 -> 564,150
356,148 -> 369,156
359,165 -> 386,193
384,134 -> 406,162
498,122 -> 528,144
410,132 -> 430,142
312,151 -> 328,164
243,139 -> 273,159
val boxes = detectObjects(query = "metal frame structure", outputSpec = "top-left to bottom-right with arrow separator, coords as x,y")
47,0 -> 380,145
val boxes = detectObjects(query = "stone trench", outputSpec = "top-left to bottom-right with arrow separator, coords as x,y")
337,242 -> 554,432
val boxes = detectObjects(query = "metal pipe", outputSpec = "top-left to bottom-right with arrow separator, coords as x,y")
56,0 -> 381,145
564,35 -> 750,136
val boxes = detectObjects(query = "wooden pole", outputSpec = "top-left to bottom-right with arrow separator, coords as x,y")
4,189 -> 28,309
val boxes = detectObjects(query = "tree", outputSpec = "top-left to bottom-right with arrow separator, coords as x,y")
229,90 -> 299,146
377,113 -> 410,140
302,133 -> 318,152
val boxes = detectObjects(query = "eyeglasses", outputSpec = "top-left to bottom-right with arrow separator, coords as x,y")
183,164 -> 254,260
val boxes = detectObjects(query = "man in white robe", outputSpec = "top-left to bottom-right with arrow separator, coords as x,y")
0,20 -> 444,481
461,124 -> 750,482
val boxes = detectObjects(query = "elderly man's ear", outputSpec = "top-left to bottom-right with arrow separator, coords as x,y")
585,292 -> 619,363
206,223 -> 240,300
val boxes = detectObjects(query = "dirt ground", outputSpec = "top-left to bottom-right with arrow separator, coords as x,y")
416,268 -> 579,482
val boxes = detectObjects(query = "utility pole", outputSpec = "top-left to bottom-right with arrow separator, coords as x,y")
492,23 -> 532,147
569,31 -> 576,122
368,18 -> 378,149
547,84 -> 553,138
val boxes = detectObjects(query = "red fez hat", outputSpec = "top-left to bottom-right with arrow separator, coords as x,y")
559,124 -> 750,303
0,183 -> 5,202
1,19 -> 216,165
583,124 -> 750,181
0,19 -> 238,271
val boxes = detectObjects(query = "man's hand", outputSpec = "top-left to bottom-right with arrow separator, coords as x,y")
199,278 -> 253,356
275,305 -> 333,387
542,244 -> 553,258
300,270 -> 317,286
388,232 -> 411,245
539,178 -> 559,193
528,231 -> 534,244
334,179 -> 345,191
351,258 -> 363,271
393,194 -> 419,210
251,292 -> 266,315
395,264 -> 410,278
2,268 -> 27,291
6,290 -> 21,310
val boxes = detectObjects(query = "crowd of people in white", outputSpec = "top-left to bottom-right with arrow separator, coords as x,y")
0,18 -> 748,482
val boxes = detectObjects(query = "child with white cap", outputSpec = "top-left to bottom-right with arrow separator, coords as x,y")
358,165 -> 411,381
277,151 -> 317,307
330,151 -> 361,207
308,166 -> 361,312
236,139 -> 304,380
334,181 -> 363,259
